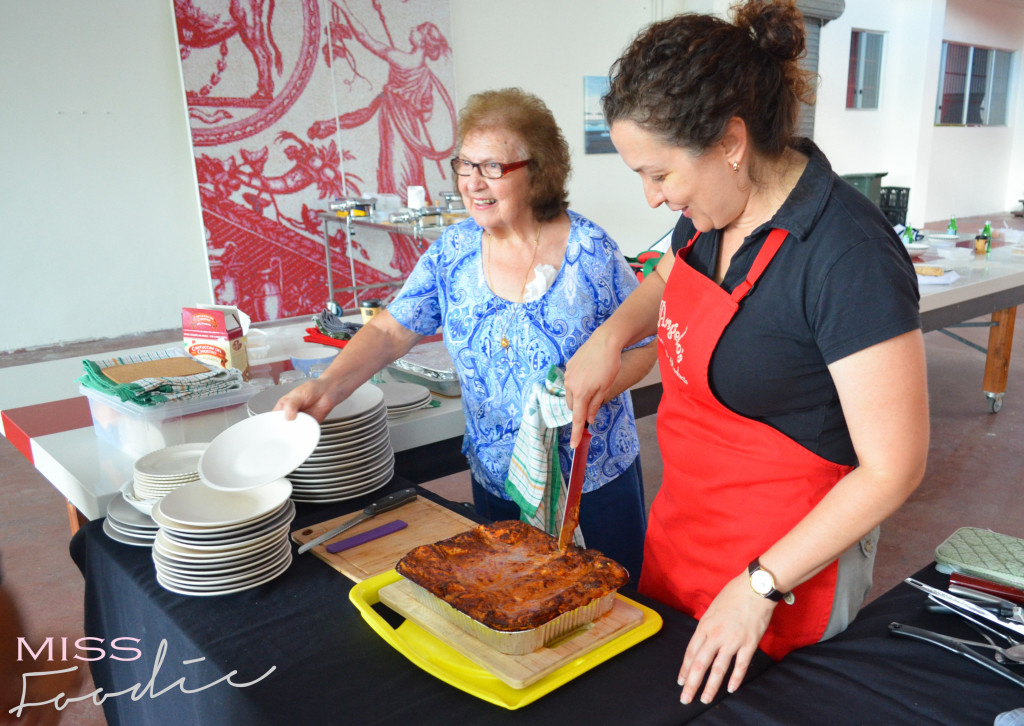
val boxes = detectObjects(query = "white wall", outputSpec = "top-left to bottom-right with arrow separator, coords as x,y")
816,0 -> 1024,227
449,0 -> 686,254
932,0 -> 1024,222
0,0 -> 211,353
815,0 -> 944,227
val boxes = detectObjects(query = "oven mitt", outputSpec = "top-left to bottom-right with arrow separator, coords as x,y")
935,527 -> 1024,591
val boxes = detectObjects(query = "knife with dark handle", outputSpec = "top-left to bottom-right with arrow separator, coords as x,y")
297,487 -> 417,554
558,424 -> 590,550
888,622 -> 1024,689
949,582 -> 1024,625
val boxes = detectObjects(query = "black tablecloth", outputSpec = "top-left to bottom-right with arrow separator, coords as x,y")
693,570 -> 1024,726
71,479 -> 754,725
70,482 -> 1024,725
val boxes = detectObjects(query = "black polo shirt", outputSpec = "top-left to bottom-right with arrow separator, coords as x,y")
670,139 -> 920,465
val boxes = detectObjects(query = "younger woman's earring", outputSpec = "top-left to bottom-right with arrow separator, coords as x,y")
732,162 -> 739,172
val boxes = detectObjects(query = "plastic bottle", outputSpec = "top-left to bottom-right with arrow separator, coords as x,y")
903,225 -> 915,244
947,215 -> 958,235
983,220 -> 993,253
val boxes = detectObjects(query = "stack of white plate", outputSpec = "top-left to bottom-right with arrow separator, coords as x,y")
245,380 -> 302,419
150,478 -> 295,597
132,443 -> 206,500
379,382 -> 432,418
104,492 -> 159,546
247,382 -> 395,504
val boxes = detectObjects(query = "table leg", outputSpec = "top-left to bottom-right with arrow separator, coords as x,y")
66,499 -> 87,535
982,306 -> 1018,412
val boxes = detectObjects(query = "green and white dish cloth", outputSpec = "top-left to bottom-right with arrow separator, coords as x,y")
505,365 -> 585,547
79,348 -> 243,406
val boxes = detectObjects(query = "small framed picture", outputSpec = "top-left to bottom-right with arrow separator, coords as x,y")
584,76 -> 615,154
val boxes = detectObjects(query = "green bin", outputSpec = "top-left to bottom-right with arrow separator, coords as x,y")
841,173 -> 888,206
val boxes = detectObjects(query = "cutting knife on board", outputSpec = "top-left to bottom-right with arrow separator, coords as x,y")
557,424 -> 591,550
297,487 -> 417,554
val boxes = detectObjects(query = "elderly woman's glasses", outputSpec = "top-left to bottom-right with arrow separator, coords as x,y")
450,158 -> 530,179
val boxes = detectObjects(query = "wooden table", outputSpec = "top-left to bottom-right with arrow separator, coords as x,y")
917,241 -> 1024,412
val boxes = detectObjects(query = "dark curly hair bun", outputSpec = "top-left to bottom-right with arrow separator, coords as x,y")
734,0 -> 806,63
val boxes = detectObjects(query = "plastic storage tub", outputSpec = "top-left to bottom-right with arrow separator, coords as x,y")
80,384 -> 257,459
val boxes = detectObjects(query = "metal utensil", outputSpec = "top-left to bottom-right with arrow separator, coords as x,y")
950,582 -> 1024,624
557,424 -> 591,550
915,629 -> 1024,662
927,594 -> 1023,650
962,621 -> 1021,664
905,577 -> 1024,637
890,622 -> 1024,688
297,487 -> 417,554
889,623 -> 1024,688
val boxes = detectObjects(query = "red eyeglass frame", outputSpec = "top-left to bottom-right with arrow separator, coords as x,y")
450,158 -> 530,178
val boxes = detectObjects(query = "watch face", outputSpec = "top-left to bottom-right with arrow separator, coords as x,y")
750,569 -> 774,595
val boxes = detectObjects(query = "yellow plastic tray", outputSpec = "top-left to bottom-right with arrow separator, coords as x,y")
349,569 -> 663,709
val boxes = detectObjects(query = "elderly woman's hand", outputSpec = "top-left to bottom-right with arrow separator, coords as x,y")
273,377 -> 343,423
677,572 -> 775,705
564,329 -> 623,448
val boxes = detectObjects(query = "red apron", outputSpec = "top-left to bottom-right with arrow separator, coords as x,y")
639,228 -> 855,660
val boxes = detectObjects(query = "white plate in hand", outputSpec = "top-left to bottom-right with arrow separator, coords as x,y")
199,411 -> 320,491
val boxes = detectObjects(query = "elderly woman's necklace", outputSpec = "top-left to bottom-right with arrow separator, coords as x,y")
485,227 -> 542,350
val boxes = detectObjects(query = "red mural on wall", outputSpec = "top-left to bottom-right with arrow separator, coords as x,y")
174,0 -> 457,322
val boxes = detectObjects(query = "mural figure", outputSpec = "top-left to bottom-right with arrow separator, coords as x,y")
175,0 -> 456,322
311,0 -> 456,200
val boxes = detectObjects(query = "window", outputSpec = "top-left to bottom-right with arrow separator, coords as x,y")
846,30 -> 883,109
936,42 -> 1014,126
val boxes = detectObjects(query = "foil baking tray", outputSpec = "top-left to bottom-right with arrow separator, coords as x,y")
403,580 -> 618,655
387,341 -> 460,397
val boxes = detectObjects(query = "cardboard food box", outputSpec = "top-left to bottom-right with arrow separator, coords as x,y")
182,305 -> 250,378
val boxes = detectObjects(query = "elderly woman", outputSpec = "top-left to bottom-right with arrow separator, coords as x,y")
564,0 -> 928,705
278,88 -> 655,579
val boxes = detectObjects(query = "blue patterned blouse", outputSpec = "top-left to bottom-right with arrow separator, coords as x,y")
387,210 -> 650,498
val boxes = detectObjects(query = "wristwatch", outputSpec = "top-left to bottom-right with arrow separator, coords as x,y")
748,558 -> 795,605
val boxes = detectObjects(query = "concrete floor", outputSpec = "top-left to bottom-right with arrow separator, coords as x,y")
3,214 -> 1024,725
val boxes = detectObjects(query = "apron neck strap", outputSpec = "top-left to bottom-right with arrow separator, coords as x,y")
730,228 -> 789,303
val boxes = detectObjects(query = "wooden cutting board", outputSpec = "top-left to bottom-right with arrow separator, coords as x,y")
379,579 -> 645,689
290,497 -> 476,582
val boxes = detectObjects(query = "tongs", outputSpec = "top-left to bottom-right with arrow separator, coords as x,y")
889,622 -> 1024,689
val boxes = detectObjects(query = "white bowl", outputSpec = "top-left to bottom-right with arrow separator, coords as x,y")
289,344 -> 338,376
120,479 -> 159,516
924,233 -> 959,247
936,247 -> 972,261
